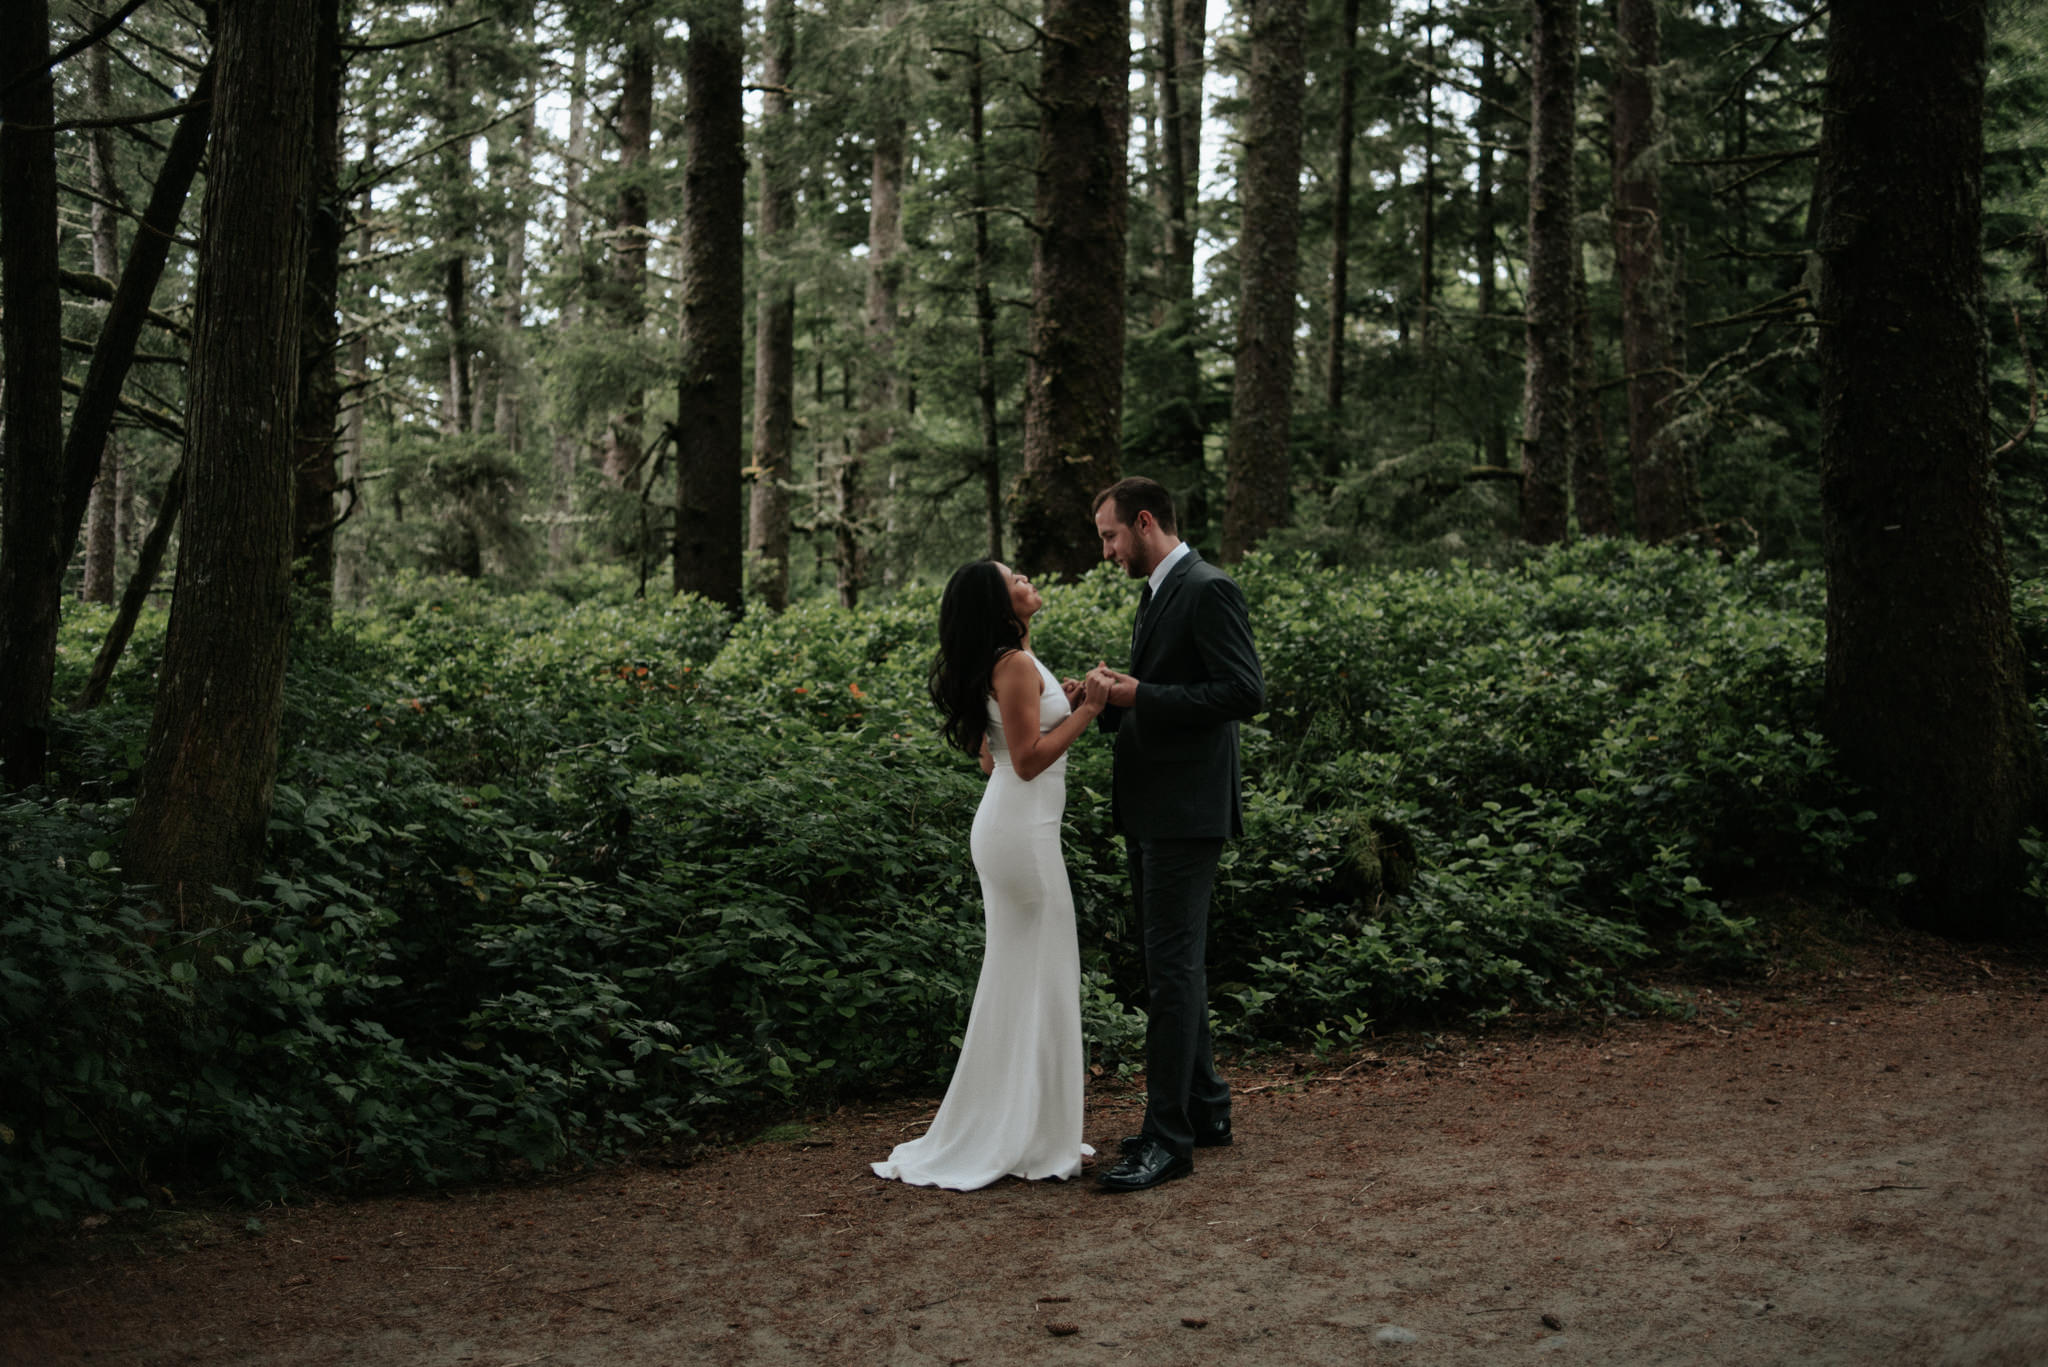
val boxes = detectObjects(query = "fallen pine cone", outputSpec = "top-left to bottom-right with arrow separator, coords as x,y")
1182,1317 -> 1209,1329
1542,1313 -> 1565,1331
1046,1322 -> 1079,1337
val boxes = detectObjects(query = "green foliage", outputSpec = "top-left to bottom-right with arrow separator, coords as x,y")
6,548 -> 1939,1235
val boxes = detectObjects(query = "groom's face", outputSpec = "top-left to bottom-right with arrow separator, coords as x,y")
1095,505 -> 1151,579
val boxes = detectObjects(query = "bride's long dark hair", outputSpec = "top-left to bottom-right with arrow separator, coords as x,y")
929,560 -> 1025,757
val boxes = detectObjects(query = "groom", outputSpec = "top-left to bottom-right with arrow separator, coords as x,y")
1084,477 -> 1264,1193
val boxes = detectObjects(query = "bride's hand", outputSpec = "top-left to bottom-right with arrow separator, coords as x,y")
1080,668 -> 1112,713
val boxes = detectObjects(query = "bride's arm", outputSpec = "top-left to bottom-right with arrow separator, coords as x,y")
978,735 -> 994,777
994,652 -> 1107,782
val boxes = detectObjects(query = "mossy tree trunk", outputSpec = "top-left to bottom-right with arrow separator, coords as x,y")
1612,0 -> 1698,542
1518,0 -> 1576,546
1220,0 -> 1308,562
746,0 -> 798,612
674,0 -> 746,614
126,0 -> 318,918
1013,0 -> 1128,580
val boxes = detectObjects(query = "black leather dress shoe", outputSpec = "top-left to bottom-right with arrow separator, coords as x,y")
1118,1118 -> 1231,1155
1097,1139 -> 1193,1192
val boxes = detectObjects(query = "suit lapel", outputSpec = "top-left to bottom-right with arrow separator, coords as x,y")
1132,549 -> 1199,666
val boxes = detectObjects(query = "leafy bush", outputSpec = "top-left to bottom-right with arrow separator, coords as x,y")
5,545 -> 1936,1235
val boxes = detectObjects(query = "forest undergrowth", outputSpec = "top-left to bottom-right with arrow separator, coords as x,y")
7,541 -> 2046,1238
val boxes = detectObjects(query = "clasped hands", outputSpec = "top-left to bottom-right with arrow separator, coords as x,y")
1064,663 -> 1138,713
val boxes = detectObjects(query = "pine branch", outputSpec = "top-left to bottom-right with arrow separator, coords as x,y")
0,0 -> 150,99
343,16 -> 490,56
48,96 -> 208,133
1709,8 -> 1830,119
60,269 -> 192,339
59,375 -> 184,442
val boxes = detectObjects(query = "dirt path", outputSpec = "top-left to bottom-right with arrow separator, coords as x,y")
7,942 -> 2048,1366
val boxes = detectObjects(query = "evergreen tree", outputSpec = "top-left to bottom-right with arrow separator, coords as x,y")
673,0 -> 745,612
127,0 -> 319,913
1816,0 -> 2045,935
1221,0 -> 1310,560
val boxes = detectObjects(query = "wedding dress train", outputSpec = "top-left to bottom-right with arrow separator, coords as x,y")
871,654 -> 1093,1189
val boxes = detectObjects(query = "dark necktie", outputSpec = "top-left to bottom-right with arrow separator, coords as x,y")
1133,583 -> 1153,651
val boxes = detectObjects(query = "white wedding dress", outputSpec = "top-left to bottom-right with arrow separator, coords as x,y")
871,653 -> 1093,1189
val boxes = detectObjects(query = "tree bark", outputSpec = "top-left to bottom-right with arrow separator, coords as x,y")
746,0 -> 797,610
1013,0 -> 1129,578
1157,0 -> 1207,491
292,0 -> 344,628
1570,245 -> 1619,534
1416,2 -> 1437,363
1816,0 -> 2044,936
1518,0 -> 1577,546
1321,0 -> 1360,483
673,0 -> 746,613
0,0 -> 64,789
334,114 -> 374,605
494,8 -> 534,461
440,40 -> 471,435
1612,0 -> 1697,541
126,0 -> 317,917
1475,32 -> 1509,472
841,21 -> 908,610
1220,0 -> 1309,562
967,37 -> 1003,562
548,41 -> 588,570
601,13 -> 653,487
78,465 -> 184,712
81,25 -> 122,605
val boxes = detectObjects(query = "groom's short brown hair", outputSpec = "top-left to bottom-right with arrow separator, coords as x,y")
1092,476 -> 1178,535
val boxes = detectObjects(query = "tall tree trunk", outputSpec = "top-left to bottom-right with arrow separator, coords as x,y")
1612,0 -> 1696,541
1519,0 -> 1577,545
673,0 -> 745,613
127,0 -> 317,917
747,0 -> 797,610
495,10 -> 534,461
1475,31 -> 1508,472
293,0 -> 344,628
601,14 -> 653,487
0,0 -> 64,788
1816,0 -> 2044,936
967,37 -> 1004,561
1157,0 -> 1207,492
1321,0 -> 1360,483
78,466 -> 184,711
842,33 -> 908,609
440,40 -> 470,435
1220,0 -> 1309,562
1013,0 -> 1129,578
548,41 -> 588,569
81,26 -> 122,605
335,115 -> 374,605
1416,2 -> 1436,363
39,66 -> 212,692
1570,246 -> 1619,534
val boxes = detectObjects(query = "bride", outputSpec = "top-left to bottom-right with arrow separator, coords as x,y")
870,561 -> 1108,1189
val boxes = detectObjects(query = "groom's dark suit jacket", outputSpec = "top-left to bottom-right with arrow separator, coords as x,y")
1100,548 -> 1265,840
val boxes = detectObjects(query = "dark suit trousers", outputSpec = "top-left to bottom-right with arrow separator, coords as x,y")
1131,835 -> 1231,1159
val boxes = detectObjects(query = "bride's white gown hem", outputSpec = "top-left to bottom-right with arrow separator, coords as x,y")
870,654 -> 1093,1190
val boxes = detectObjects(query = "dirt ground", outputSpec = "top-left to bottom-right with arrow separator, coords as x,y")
6,931 -> 2047,1367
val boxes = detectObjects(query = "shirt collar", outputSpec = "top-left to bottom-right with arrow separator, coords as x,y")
1147,540 -> 1192,595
